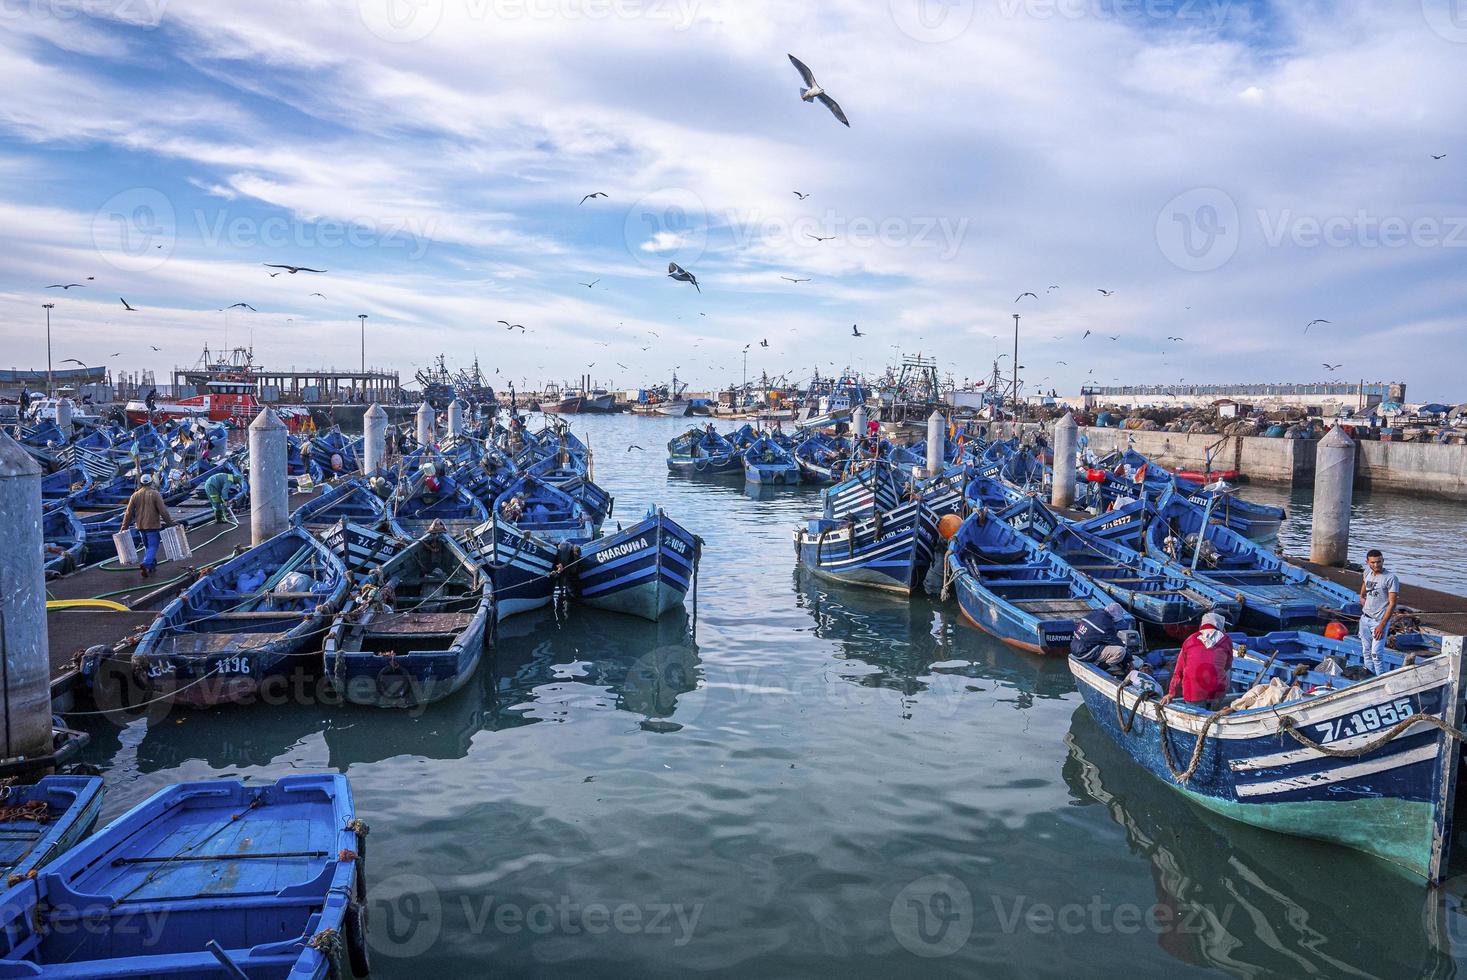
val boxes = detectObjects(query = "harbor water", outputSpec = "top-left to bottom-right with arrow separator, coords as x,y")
71,415 -> 1467,977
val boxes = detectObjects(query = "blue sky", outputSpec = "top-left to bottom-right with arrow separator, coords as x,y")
1,0 -> 1464,400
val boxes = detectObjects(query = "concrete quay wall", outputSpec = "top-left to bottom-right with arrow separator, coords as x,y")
985,421 -> 1467,500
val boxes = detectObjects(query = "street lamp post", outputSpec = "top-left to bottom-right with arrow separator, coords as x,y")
42,303 -> 55,396
1011,313 -> 1021,421
358,315 -> 368,401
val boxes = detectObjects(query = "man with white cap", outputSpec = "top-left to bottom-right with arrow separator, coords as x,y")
1070,601 -> 1132,674
1163,611 -> 1234,710
119,473 -> 175,579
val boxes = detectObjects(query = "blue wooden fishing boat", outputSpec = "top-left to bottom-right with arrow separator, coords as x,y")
310,427 -> 363,477
0,773 -> 368,977
325,529 -> 494,707
743,436 -> 801,484
821,460 -> 904,519
42,505 -> 86,579
998,496 -> 1241,635
573,508 -> 700,620
319,519 -> 404,577
388,472 -> 490,538
793,432 -> 851,484
39,466 -> 91,504
493,476 -> 596,544
1113,448 -> 1285,540
463,517 -> 562,619
129,528 -> 350,708
796,498 -> 942,594
0,776 -> 104,883
1072,635 -> 1466,881
290,478 -> 389,531
1102,490 -> 1362,630
946,509 -> 1133,654
667,427 -> 742,476
964,473 -> 1027,512
287,435 -> 327,484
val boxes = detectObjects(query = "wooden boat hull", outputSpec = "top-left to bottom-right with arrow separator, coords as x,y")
796,502 -> 939,595
0,774 -> 364,977
1071,643 -> 1464,881
0,777 -> 104,884
574,511 -> 699,621
744,462 -> 801,485
667,454 -> 742,477
465,519 -> 560,619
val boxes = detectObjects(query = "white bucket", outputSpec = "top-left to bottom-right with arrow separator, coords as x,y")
112,530 -> 140,567
161,524 -> 193,562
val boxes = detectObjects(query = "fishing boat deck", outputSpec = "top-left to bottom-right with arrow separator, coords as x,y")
1289,556 -> 1467,635
361,611 -> 476,634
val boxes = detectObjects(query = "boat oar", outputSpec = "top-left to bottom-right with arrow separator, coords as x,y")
205,940 -> 250,979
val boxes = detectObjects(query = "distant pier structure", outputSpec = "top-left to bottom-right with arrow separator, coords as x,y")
1065,381 -> 1405,414
172,345 -> 400,404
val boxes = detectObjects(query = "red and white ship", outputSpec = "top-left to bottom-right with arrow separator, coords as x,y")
125,346 -> 311,430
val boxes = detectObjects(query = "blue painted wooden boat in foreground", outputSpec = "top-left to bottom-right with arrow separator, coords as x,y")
41,505 -> 86,579
0,777 -> 103,885
946,509 -> 1133,654
0,773 -> 366,977
667,427 -> 742,476
464,517 -> 561,619
742,435 -> 801,485
796,498 -> 941,595
1073,636 -> 1466,881
290,478 -> 388,531
325,530 -> 494,707
574,508 -> 701,621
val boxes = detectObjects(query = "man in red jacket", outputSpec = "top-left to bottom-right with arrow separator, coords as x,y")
1163,611 -> 1233,710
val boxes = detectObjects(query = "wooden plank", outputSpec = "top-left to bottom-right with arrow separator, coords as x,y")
1429,634 -> 1466,885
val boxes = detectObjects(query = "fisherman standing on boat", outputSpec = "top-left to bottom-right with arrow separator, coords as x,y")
120,473 -> 175,579
1162,611 -> 1233,709
202,471 -> 239,524
1070,602 -> 1131,674
1359,549 -> 1400,674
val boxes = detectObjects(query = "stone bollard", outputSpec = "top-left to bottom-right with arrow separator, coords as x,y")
852,406 -> 867,441
416,402 -> 435,449
0,430 -> 55,759
362,403 -> 387,476
56,398 -> 74,441
248,409 -> 288,545
926,410 -> 945,477
1310,425 -> 1356,567
1052,412 -> 1078,509
447,399 -> 464,440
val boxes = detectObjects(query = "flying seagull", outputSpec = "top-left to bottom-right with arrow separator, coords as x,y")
579,192 -> 608,205
46,283 -> 85,290
781,276 -> 810,283
1166,335 -> 1184,341
61,358 -> 86,366
793,191 -> 810,200
1056,360 -> 1068,365
1097,289 -> 1115,297
268,272 -> 282,278
788,54 -> 850,127
578,280 -> 600,288
851,324 -> 864,337
806,233 -> 833,243
1323,362 -> 1343,371
1108,335 -> 1120,341
150,345 -> 161,351
86,276 -> 94,281
760,339 -> 769,347
1081,329 -> 1091,339
627,445 -> 645,452
1047,285 -> 1060,292
499,321 -> 526,331
224,303 -> 257,312
1433,154 -> 1447,160
120,298 -> 136,311
310,292 -> 327,298
1304,319 -> 1331,333
1015,292 -> 1038,303
263,264 -> 326,274
667,262 -> 700,292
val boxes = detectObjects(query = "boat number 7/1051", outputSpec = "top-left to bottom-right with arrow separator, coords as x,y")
1313,698 -> 1416,743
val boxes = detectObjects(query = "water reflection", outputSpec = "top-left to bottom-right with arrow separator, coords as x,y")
1063,707 -> 1454,978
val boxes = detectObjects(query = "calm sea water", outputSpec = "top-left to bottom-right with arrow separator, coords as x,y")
72,415 -> 1467,978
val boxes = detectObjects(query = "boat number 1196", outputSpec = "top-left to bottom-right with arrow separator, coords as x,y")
1312,698 -> 1415,743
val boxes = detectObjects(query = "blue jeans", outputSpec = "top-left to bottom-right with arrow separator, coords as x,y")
1360,613 -> 1390,674
140,529 -> 162,571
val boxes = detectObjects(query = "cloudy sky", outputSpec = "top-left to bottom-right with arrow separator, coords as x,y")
1,0 -> 1463,400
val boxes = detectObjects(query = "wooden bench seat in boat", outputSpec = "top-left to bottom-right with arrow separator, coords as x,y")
1010,598 -> 1096,615
362,611 -> 476,635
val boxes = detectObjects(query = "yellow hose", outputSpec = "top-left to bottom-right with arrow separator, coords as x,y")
47,599 -> 129,613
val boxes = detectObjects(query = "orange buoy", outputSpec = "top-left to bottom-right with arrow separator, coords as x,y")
1324,622 -> 1348,641
938,514 -> 963,540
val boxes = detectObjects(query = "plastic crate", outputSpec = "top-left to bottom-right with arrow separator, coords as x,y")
160,524 -> 193,562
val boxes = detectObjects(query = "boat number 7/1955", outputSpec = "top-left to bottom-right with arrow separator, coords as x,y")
1312,697 -> 1416,744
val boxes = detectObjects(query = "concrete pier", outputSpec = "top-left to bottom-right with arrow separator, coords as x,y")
1311,425 -> 1356,567
0,431 -> 55,759
248,409 -> 288,545
1052,412 -> 1078,509
927,411 -> 945,476
446,399 -> 464,440
416,402 -> 435,449
362,403 -> 387,475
